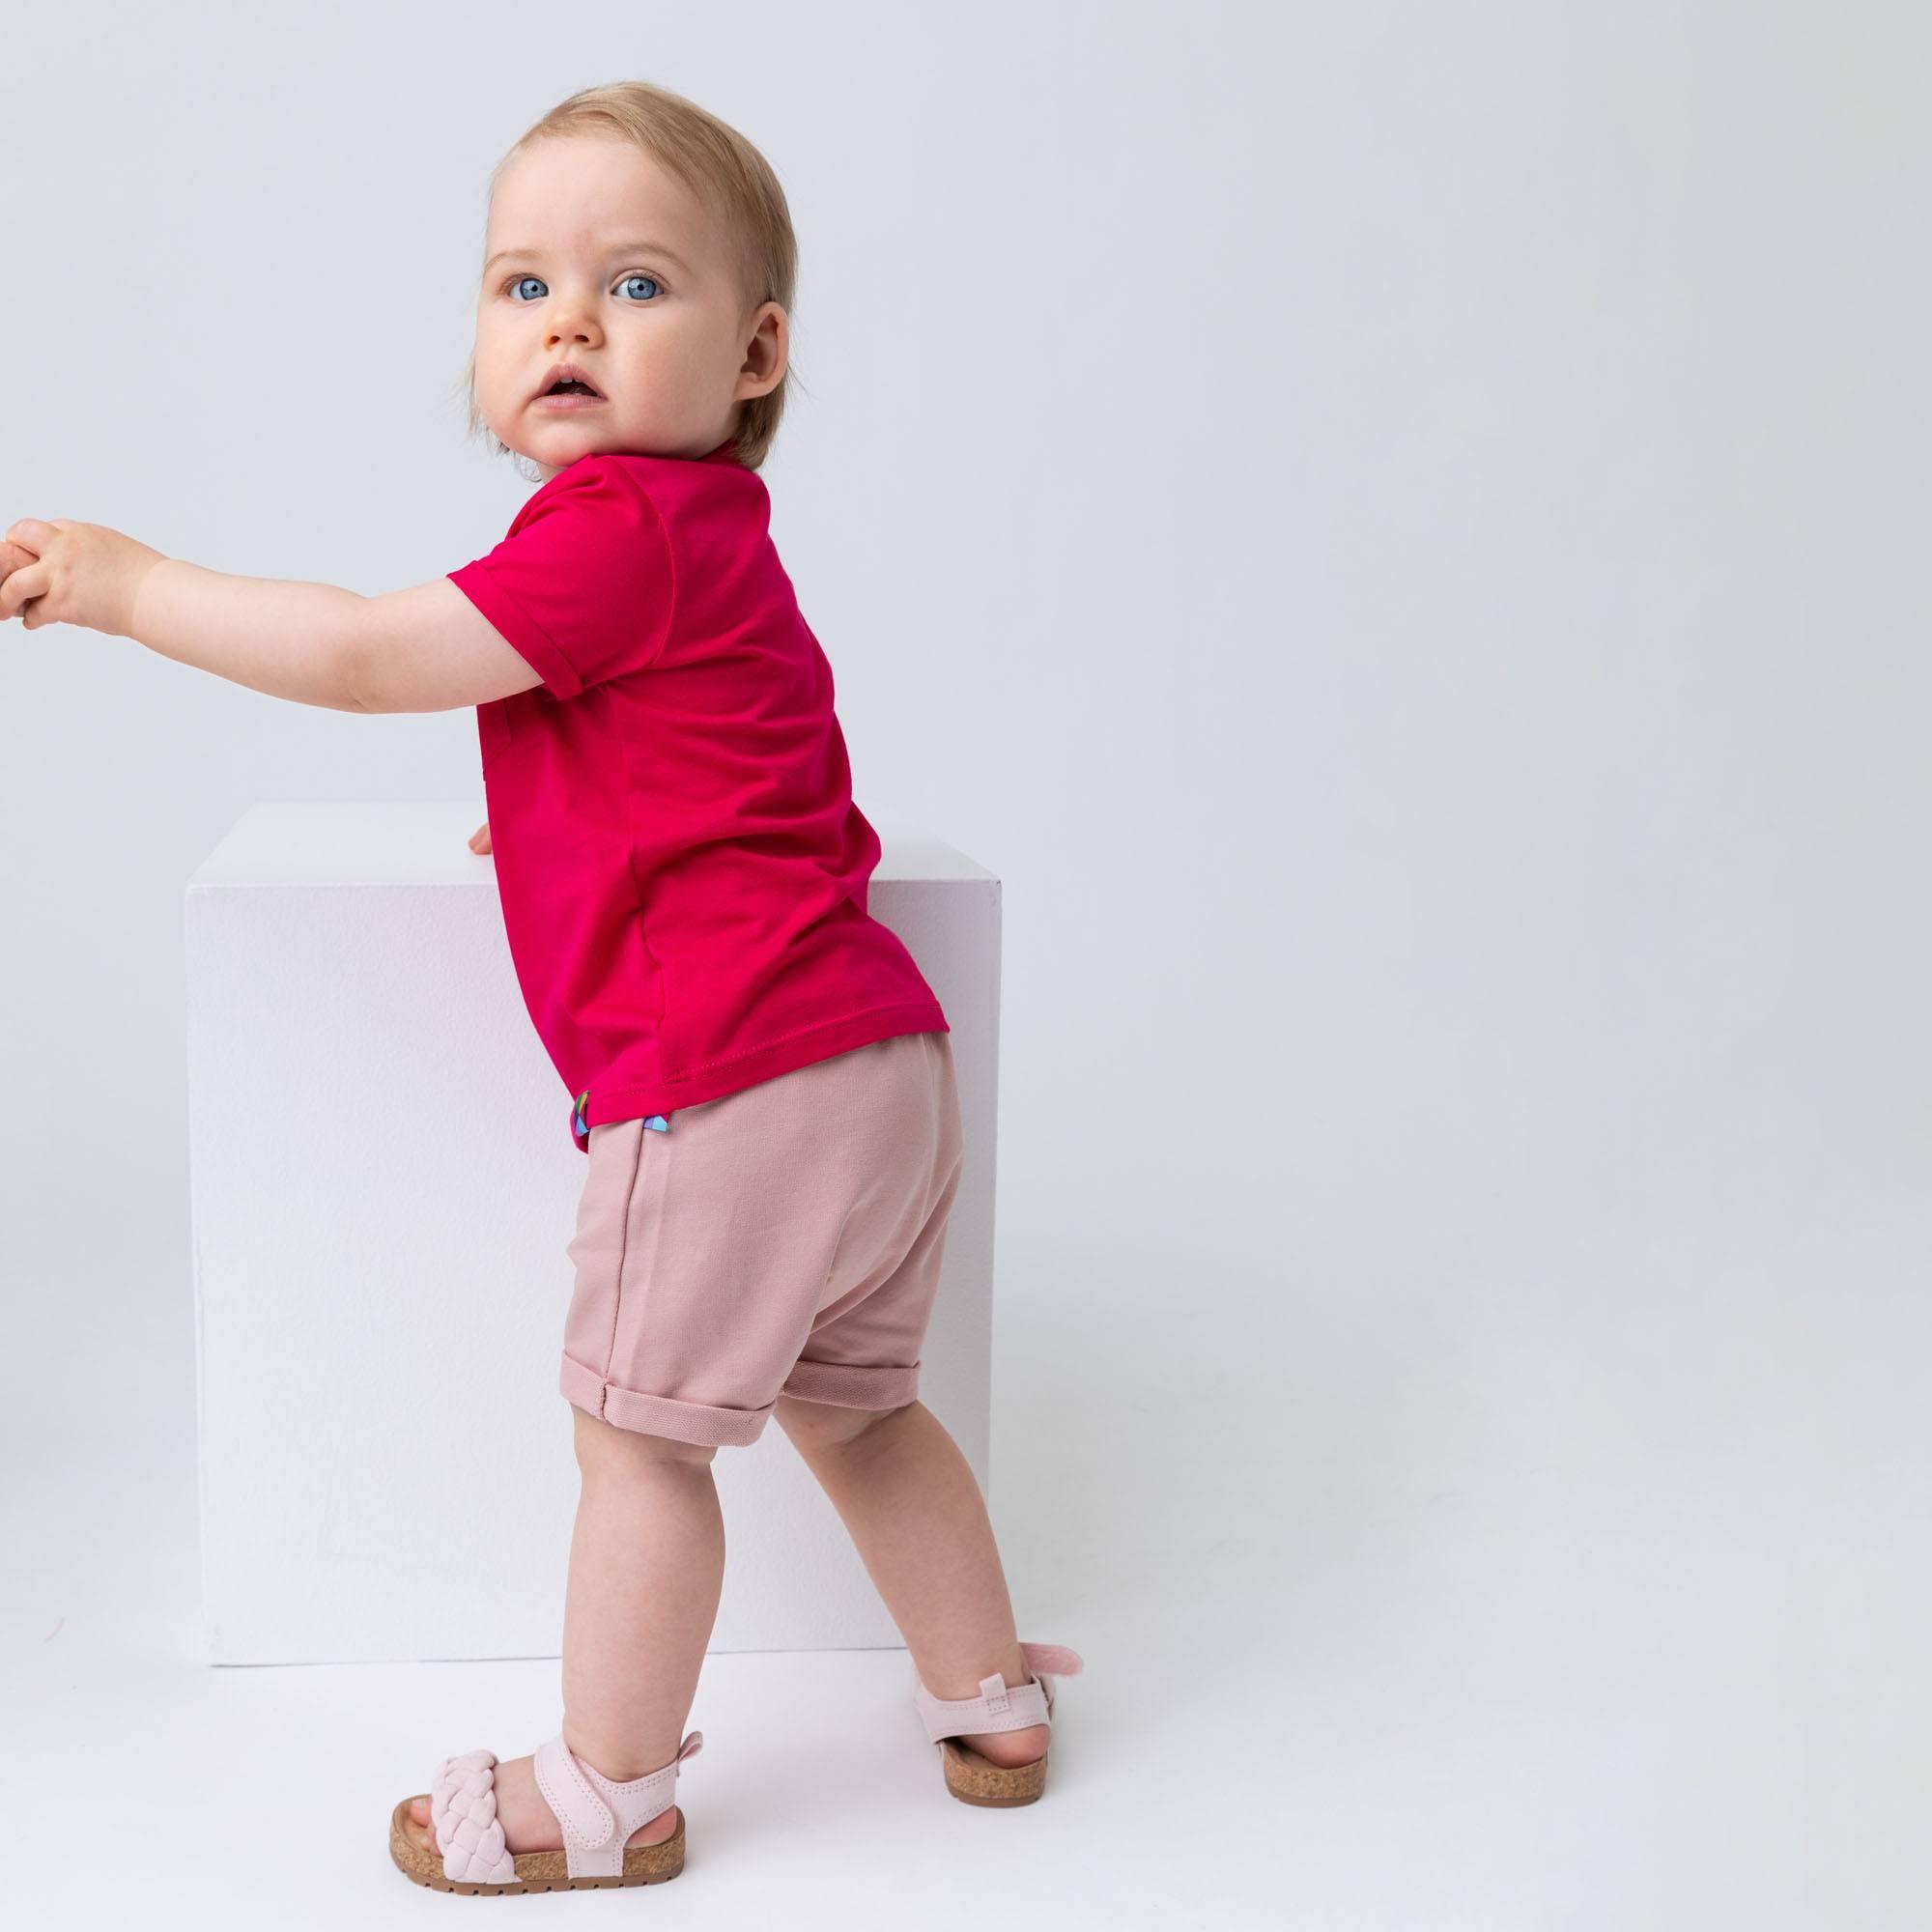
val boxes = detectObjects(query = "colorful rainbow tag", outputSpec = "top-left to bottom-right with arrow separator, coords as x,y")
572,1089 -> 669,1139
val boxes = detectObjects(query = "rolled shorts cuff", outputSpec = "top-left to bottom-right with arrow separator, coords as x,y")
777,1355 -> 922,1411
560,1352 -> 774,1448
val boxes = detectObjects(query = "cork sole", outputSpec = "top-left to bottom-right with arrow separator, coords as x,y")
938,1738 -> 1050,1806
388,1796 -> 685,1892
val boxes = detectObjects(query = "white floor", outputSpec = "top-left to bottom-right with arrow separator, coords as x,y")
6,1245 -> 1929,1929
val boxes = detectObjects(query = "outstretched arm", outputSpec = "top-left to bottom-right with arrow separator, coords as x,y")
1,518 -> 546,719
1,517 -> 368,713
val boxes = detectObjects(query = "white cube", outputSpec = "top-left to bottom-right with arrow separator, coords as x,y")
185,802 -> 1000,1664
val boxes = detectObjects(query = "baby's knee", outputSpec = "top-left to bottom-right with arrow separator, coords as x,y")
774,1391 -> 913,1452
571,1400 -> 718,1472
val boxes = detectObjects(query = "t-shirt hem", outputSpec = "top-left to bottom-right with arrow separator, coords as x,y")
570,999 -> 950,1151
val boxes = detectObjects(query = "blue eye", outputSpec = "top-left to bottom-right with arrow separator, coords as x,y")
503,272 -> 665,303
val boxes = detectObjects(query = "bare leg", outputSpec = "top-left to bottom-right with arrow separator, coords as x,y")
407,1404 -> 724,1854
774,1395 -> 1050,1767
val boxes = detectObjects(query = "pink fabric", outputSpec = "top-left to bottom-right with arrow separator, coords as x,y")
429,1747 -> 517,1885
560,1030 -> 963,1447
446,444 -> 948,1152
912,1640 -> 1085,1745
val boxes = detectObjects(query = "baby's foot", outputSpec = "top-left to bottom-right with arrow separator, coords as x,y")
402,1748 -> 678,1861
957,1721 -> 1052,1768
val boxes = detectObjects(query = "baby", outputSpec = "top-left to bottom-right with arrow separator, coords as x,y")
0,80 -> 1080,1894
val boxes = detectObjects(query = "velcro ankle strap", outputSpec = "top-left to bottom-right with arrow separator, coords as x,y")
534,1729 -> 703,1880
914,1668 -> 1052,1745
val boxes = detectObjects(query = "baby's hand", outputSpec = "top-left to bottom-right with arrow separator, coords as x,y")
469,820 -> 492,855
0,519 -> 167,638
0,539 -> 37,604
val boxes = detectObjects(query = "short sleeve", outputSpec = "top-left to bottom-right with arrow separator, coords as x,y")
446,457 -> 675,699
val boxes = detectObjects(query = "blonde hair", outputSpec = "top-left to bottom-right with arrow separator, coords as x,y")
452,80 -> 801,472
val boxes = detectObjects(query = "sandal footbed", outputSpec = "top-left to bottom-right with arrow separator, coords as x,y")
388,1796 -> 685,1892
939,1737 -> 1049,1806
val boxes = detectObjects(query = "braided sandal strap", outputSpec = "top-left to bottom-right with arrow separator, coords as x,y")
912,1640 -> 1085,1746
429,1748 -> 518,1886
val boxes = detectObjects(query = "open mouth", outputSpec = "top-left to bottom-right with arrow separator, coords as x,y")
545,379 -> 601,396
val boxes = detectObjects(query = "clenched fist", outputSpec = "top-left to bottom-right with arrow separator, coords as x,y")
469,820 -> 492,855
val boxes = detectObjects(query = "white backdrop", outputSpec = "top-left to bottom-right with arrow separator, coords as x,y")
4,5 -> 1931,1925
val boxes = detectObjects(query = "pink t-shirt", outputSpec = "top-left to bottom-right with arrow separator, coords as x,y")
447,440 -> 948,1152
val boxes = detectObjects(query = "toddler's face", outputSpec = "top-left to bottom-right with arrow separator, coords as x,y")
472,135 -> 784,481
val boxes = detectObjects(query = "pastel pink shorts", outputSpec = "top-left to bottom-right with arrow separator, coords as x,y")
558,1029 -> 963,1448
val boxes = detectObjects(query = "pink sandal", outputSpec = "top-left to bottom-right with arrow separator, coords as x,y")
912,1639 -> 1084,1806
388,1728 -> 703,1893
